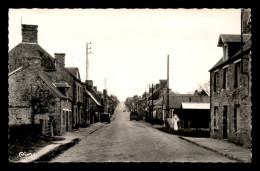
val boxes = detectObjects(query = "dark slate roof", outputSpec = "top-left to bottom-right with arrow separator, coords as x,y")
86,90 -> 101,106
154,97 -> 163,106
38,71 -> 67,99
232,39 -> 252,58
217,34 -> 251,47
167,94 -> 209,109
66,67 -> 81,80
210,35 -> 251,72
147,87 -> 161,100
90,88 -> 101,101
9,43 -> 56,70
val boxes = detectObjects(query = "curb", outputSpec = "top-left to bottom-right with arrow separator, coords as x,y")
34,122 -> 108,162
33,138 -> 80,162
178,136 -> 247,162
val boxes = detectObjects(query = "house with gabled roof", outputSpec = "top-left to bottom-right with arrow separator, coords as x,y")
146,80 -> 167,123
209,9 -> 251,147
8,56 -> 72,139
162,90 -> 210,129
85,80 -> 102,123
8,24 -> 86,134
64,66 -> 84,127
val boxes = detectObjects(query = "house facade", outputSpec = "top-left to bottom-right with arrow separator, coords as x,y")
209,34 -> 251,147
8,24 -> 85,139
85,80 -> 102,123
8,56 -> 72,138
209,9 -> 251,147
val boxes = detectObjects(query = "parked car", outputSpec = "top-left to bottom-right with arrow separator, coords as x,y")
130,112 -> 139,121
101,113 -> 110,123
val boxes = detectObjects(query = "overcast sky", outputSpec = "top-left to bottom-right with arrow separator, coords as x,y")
8,9 -> 241,101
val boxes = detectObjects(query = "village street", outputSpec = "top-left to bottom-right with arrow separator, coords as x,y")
50,102 -> 236,163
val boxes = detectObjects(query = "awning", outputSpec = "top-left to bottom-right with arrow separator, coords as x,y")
86,90 -> 101,106
181,103 -> 210,110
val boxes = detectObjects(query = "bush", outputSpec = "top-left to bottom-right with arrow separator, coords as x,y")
8,124 -> 42,144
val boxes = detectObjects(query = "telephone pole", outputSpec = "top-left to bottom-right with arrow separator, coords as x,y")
151,83 -> 154,125
86,42 -> 92,81
167,54 -> 170,118
104,78 -> 107,89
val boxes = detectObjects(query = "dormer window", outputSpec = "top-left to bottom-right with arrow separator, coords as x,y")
54,82 -> 70,97
223,43 -> 228,62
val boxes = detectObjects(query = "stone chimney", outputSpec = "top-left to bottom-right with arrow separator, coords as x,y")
54,53 -> 65,67
86,80 -> 93,87
103,89 -> 107,98
242,9 -> 251,34
22,24 -> 38,43
159,79 -> 167,89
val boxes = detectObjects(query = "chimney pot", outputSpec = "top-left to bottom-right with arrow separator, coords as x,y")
159,79 -> 167,89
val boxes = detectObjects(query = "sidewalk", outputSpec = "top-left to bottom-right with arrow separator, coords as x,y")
179,136 -> 252,163
14,122 -> 106,163
143,121 -> 252,163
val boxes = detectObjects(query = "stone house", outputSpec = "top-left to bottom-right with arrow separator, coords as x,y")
65,67 -> 84,128
209,10 -> 251,147
85,80 -> 102,123
8,56 -> 72,138
147,80 -> 168,122
9,24 -> 87,130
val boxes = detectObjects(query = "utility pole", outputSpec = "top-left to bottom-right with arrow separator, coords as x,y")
86,42 -> 92,81
104,78 -> 107,89
151,83 -> 154,125
167,54 -> 170,119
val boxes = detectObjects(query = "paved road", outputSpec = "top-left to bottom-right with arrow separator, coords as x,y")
51,102 -> 236,162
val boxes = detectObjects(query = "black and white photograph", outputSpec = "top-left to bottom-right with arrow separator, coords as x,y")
8,8 -> 252,163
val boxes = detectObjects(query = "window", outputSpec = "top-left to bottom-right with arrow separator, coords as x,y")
214,107 -> 218,129
223,67 -> 228,89
234,61 -> 241,88
214,71 -> 219,92
223,44 -> 228,61
234,104 -> 240,132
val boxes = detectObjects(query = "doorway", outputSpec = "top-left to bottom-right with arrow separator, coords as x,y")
223,106 -> 228,139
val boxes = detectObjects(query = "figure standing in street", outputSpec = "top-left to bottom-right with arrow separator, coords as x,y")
173,114 -> 180,131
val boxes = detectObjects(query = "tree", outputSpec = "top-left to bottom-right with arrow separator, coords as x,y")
197,81 -> 210,96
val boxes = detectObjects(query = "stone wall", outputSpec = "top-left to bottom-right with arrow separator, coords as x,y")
210,54 -> 251,147
8,107 -> 32,126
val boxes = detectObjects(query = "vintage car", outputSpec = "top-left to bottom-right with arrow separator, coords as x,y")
101,113 -> 110,123
130,111 -> 139,121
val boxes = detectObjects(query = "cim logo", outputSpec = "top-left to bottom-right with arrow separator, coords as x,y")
19,152 -> 36,158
